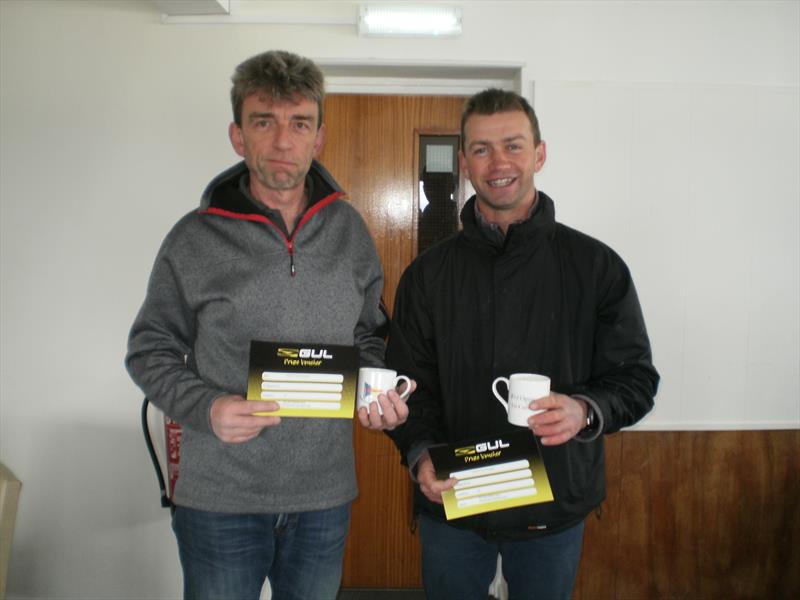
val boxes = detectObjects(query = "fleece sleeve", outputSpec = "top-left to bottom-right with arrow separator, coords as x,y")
350,212 -> 389,368
125,239 -> 225,434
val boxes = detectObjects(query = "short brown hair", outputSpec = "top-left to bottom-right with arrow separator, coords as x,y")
460,88 -> 541,149
230,50 -> 325,127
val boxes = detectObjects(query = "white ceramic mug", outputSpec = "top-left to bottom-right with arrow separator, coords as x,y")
357,367 -> 411,415
492,373 -> 550,427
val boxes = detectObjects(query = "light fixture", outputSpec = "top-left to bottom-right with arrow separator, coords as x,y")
359,4 -> 462,37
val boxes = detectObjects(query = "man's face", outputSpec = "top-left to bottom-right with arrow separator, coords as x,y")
229,93 -> 325,193
459,110 -> 546,218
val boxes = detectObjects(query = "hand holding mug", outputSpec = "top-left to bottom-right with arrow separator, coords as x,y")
356,367 -> 413,430
492,373 -> 549,427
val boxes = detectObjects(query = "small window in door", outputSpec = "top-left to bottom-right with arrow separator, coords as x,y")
418,135 -> 460,255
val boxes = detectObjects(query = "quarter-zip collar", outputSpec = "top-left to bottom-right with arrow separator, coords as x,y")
236,171 -> 316,239
197,160 -> 345,277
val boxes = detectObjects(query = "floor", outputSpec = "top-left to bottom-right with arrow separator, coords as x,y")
338,591 -> 498,600
337,591 -> 426,600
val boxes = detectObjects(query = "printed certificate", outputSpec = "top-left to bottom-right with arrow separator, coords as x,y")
428,429 -> 554,520
246,341 -> 357,418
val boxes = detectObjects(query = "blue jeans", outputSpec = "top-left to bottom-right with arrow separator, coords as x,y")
172,503 -> 351,600
419,513 -> 584,600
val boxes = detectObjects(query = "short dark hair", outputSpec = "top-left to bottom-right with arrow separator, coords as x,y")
460,88 -> 541,149
230,50 -> 325,128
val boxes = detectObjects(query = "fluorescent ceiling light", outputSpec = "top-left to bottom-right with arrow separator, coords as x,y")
359,4 -> 462,37
152,0 -> 229,16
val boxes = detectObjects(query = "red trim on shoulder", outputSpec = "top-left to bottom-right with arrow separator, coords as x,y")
198,207 -> 275,226
292,191 -> 345,239
198,191 -> 345,262
199,207 -> 290,251
198,191 -> 343,231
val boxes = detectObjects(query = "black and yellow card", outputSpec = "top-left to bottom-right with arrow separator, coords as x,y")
428,429 -> 555,520
246,341 -> 357,418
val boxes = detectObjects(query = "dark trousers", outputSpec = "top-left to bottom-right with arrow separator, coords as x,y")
172,503 -> 350,600
419,513 -> 584,600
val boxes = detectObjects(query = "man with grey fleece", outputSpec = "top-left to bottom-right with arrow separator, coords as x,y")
126,50 -> 410,600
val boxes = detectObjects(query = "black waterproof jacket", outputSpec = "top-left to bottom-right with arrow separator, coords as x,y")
386,192 -> 659,540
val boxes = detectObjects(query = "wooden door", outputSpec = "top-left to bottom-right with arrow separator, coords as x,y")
319,95 -> 465,588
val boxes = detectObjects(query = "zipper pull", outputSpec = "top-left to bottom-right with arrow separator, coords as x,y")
288,241 -> 296,277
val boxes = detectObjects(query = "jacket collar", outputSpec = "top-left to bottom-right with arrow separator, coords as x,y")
199,159 -> 343,215
460,191 -> 557,252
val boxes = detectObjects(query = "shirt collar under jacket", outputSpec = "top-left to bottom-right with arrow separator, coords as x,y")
473,191 -> 540,247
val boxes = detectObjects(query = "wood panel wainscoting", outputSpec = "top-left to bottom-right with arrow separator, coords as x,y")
574,429 -> 799,599
344,429 -> 799,598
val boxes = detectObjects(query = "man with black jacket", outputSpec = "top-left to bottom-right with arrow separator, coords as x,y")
386,88 -> 659,600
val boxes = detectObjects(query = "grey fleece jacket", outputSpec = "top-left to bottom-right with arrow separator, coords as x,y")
126,160 -> 386,513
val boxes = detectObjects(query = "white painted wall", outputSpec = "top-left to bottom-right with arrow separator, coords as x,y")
0,1 -> 797,598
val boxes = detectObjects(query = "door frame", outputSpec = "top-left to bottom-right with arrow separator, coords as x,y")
317,59 -> 528,99
317,60 -> 527,254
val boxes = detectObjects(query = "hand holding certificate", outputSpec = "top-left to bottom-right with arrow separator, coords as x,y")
246,341 -> 358,418
211,394 -> 281,443
428,429 -> 555,520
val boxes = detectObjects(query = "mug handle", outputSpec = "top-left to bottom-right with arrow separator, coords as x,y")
394,375 -> 412,400
492,377 -> 510,412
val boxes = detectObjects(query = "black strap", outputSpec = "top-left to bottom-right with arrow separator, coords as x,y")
140,398 -> 174,512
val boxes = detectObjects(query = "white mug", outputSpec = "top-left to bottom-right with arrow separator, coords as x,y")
357,367 -> 411,415
492,373 -> 550,427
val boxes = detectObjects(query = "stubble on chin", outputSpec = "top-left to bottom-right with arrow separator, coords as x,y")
254,164 -> 305,192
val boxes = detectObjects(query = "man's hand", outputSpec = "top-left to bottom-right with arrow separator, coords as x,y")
356,379 -> 415,431
416,453 -> 456,505
210,394 -> 281,443
528,393 -> 588,446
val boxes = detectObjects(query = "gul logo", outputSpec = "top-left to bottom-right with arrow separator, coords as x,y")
277,347 -> 334,359
454,439 -> 510,457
